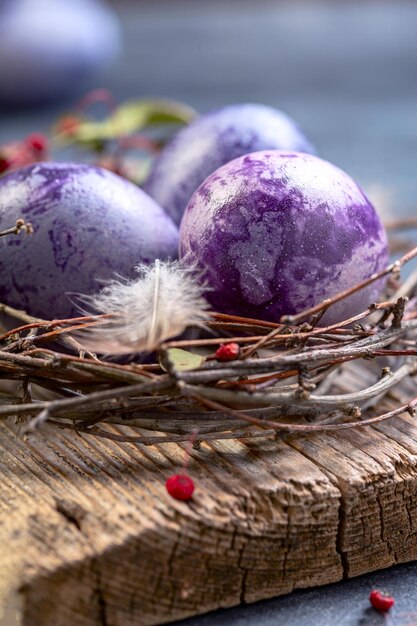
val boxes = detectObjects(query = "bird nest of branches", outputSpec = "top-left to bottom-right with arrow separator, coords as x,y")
1,220 -> 417,447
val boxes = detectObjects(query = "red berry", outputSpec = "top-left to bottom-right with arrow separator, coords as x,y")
166,474 -> 195,501
215,342 -> 240,361
369,589 -> 395,612
0,156 -> 11,174
25,133 -> 48,154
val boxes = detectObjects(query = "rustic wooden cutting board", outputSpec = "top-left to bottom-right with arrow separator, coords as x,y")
1,362 -> 417,626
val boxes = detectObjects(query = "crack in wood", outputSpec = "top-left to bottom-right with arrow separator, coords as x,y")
92,561 -> 109,626
335,489 -> 350,579
54,499 -> 84,532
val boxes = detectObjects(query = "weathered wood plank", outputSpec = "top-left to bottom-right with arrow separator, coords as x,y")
1,363 -> 417,625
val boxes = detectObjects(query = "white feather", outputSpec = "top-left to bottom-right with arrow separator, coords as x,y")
78,260 -> 211,354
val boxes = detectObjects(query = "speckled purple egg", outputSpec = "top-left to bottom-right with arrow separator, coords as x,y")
179,151 -> 389,324
0,162 -> 179,319
144,103 -> 315,226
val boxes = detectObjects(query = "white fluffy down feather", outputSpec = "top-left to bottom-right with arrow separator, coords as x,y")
78,260 -> 210,354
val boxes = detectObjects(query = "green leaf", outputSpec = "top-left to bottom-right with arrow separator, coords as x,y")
57,99 -> 197,147
159,348 -> 204,372
110,99 -> 197,133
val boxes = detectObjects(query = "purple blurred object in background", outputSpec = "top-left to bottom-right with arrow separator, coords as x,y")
0,0 -> 121,107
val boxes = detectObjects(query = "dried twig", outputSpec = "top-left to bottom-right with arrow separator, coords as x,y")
280,245 -> 417,325
1,238 -> 417,446
0,218 -> 33,238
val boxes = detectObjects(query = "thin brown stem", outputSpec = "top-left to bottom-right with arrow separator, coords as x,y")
280,246 -> 417,325
0,219 -> 33,238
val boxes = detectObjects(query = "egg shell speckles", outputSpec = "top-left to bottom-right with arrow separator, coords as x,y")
179,151 -> 389,325
144,103 -> 315,226
0,162 -> 179,319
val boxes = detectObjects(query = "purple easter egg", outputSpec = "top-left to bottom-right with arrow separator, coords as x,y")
0,162 -> 178,319
144,103 -> 315,226
179,151 -> 389,324
0,0 -> 121,106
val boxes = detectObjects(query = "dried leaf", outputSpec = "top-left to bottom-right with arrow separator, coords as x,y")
160,348 -> 205,372
56,99 -> 197,147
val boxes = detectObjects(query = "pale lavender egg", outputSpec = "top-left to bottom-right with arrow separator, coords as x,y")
144,103 -> 315,226
0,162 -> 178,319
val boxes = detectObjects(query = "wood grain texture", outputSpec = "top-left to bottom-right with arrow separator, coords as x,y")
1,363 -> 417,625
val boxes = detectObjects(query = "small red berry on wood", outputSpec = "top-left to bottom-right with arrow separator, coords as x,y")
166,474 -> 195,501
369,589 -> 395,612
215,342 -> 240,361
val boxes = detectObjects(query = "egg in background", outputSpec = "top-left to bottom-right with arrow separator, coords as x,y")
0,0 -> 121,106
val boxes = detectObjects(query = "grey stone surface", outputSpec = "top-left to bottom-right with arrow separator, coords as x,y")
173,562 -> 417,626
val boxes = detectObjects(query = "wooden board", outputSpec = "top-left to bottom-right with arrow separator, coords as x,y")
1,364 -> 417,626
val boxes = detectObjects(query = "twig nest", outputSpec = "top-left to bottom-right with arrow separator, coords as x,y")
144,103 -> 315,225
0,162 -> 178,319
179,151 -> 389,324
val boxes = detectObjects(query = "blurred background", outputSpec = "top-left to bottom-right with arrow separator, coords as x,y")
0,0 -> 416,209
